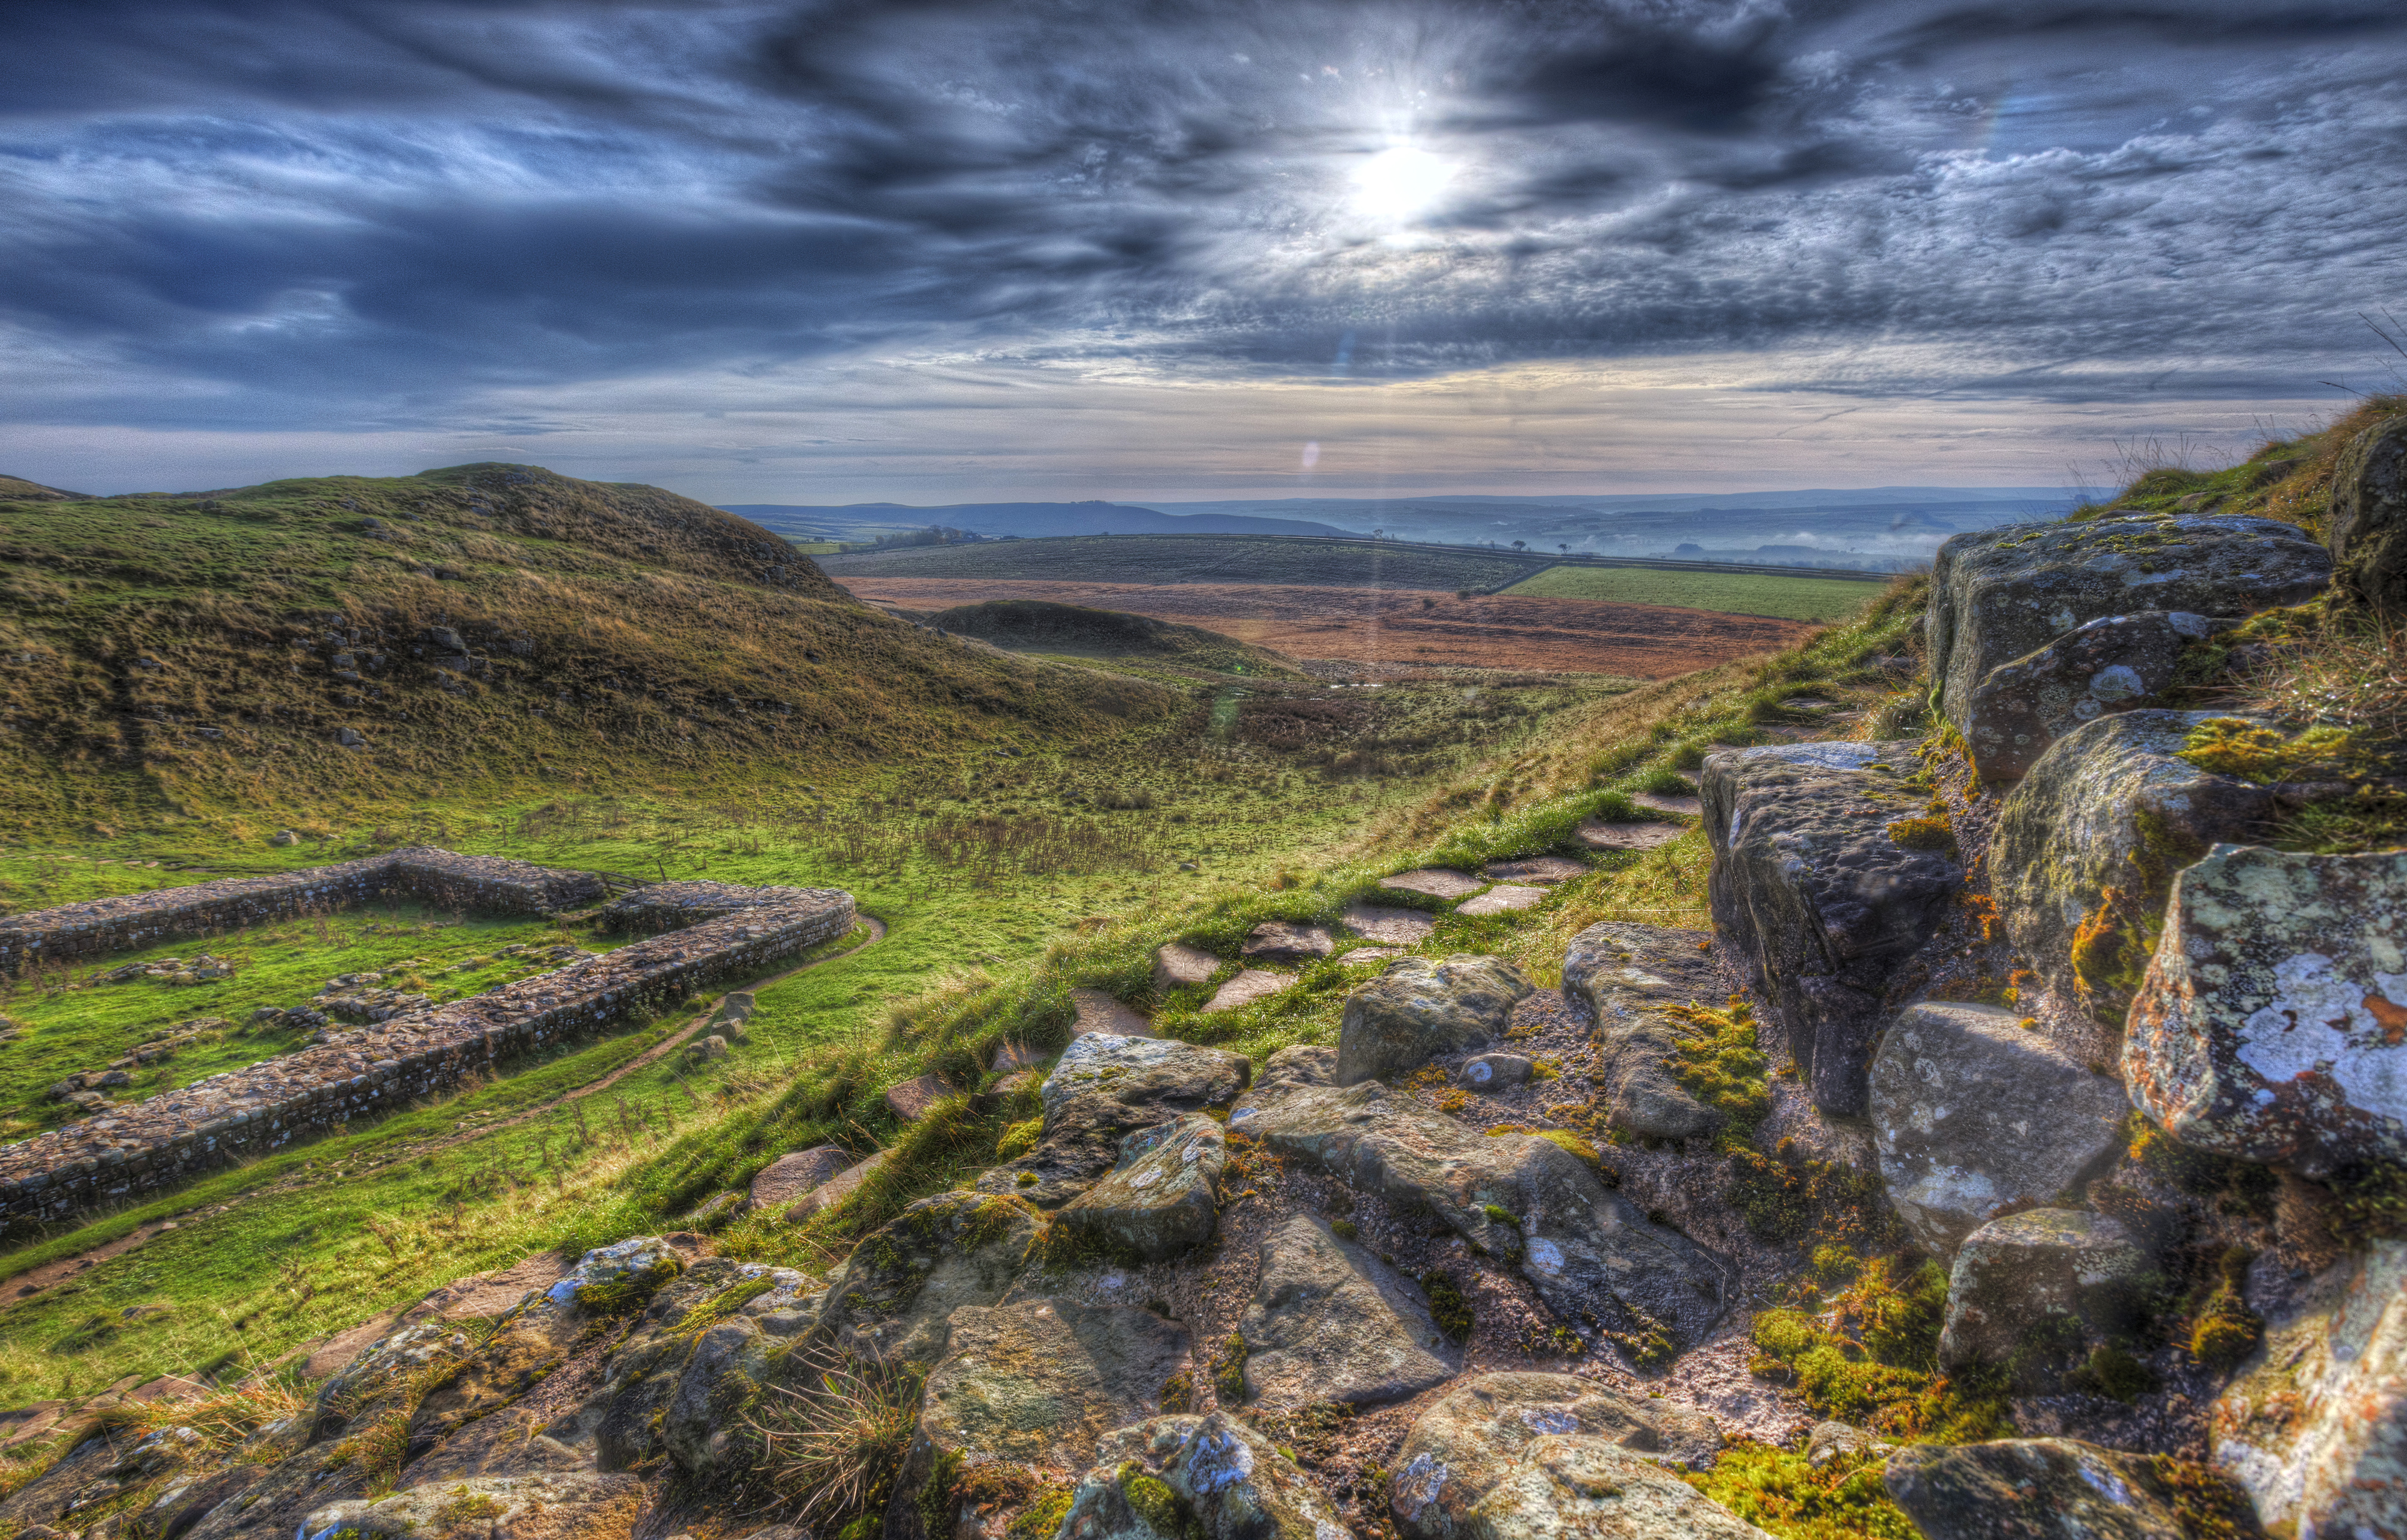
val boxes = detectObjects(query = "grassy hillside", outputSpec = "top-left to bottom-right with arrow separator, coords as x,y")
925,599 -> 1308,678
818,533 -> 1540,590
0,478 -> 84,503
0,463 -> 1180,837
1504,563 -> 1888,622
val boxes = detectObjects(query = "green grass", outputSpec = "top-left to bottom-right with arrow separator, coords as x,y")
1503,564 -> 1886,622
818,534 -> 1539,591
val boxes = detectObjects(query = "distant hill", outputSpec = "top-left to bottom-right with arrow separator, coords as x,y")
721,500 -> 1353,541
924,599 -> 1306,678
0,475 -> 88,502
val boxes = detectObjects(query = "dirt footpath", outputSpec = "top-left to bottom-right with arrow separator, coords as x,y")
836,578 -> 1812,676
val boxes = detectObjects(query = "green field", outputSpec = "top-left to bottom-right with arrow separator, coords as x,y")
818,534 -> 1539,591
1503,562 -> 1888,622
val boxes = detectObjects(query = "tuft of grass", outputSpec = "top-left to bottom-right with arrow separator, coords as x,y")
749,1341 -> 925,1530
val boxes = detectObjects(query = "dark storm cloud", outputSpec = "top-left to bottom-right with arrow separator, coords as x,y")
2,0 -> 2405,433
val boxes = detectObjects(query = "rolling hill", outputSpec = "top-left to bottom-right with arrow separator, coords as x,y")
721,499 -> 1353,541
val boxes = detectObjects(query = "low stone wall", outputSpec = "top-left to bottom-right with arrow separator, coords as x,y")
0,848 -> 606,974
0,865 -> 854,1238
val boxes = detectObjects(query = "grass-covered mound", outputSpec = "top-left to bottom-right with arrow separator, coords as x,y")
925,599 -> 1306,678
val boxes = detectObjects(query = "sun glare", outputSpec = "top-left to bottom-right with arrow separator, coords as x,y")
1350,145 -> 1456,223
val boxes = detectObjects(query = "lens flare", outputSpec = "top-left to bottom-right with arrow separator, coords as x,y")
1350,146 -> 1455,223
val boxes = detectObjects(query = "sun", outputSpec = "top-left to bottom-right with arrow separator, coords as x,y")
1349,145 -> 1456,223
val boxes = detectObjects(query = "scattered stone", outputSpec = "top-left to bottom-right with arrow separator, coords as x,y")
1382,869 -> 1488,901
1153,943 -> 1222,993
271,829 -> 301,846
301,1471 -> 644,1540
815,1190 -> 1043,1366
1457,884 -> 1545,917
1574,820 -> 1686,852
1963,611 -> 2222,781
1868,1002 -> 2130,1257
1884,1438 -> 2259,1540
1628,790 -> 1703,818
889,1299 -> 1197,1540
977,1033 -> 1251,1207
1561,922 -> 1723,1141
1704,742 -> 1962,1116
1059,1112 -> 1228,1260
1073,987 -> 1155,1039
685,1190 -> 744,1230
1341,902 -> 1438,944
2214,1236 -> 2407,1536
1241,920 -> 1336,962
1202,968 -> 1294,1015
992,1039 -> 1049,1072
2328,412 -> 2407,617
1992,710 -> 2277,1018
684,1033 -> 730,1063
747,1146 -> 851,1213
1334,954 -> 1535,1086
1806,1421 -> 1892,1470
2125,844 -> 2407,1175
886,1073 -> 958,1123
1058,1412 -> 1355,1540
1240,1214 -> 1459,1409
1928,511 -> 2330,733
1457,1053 -> 1532,1092
1939,1210 -> 2149,1388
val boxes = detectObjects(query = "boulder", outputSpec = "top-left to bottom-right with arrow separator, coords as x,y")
2124,844 -> 2407,1176
1938,1210 -> 2149,1387
1239,1215 -> 1459,1409
1962,611 -> 2222,781
1229,1064 -> 1728,1361
1202,969 -> 1294,1014
657,1315 -> 789,1474
1241,921 -> 1335,962
1560,922 -> 1722,1141
1867,1002 -> 2130,1257
1383,869 -> 1487,900
1928,511 -> 2329,733
1341,902 -> 1438,945
2214,1237 -> 2407,1536
1702,742 -> 1962,1116
1992,711 -> 2278,1018
1057,1412 -> 1355,1540
2329,412 -> 2407,616
749,1145 -> 853,1212
814,1191 -> 1043,1366
1457,1053 -> 1532,1092
1884,1438 -> 2259,1540
1058,1113 -> 1228,1260
1333,955 -> 1536,1086
1074,988 -> 1155,1039
1392,1372 -> 1721,1540
889,1298 -> 1194,1540
977,1035 -> 1251,1207
1154,943 -> 1222,993
301,1471 -> 645,1540
1457,1437 -> 1772,1540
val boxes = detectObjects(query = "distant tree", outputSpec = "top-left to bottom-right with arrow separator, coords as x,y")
1558,543 -> 1569,555
1511,540 -> 1526,552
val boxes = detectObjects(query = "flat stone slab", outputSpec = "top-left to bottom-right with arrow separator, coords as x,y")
1071,988 -> 1154,1039
788,1148 -> 888,1220
1152,942 -> 1221,993
1203,968 -> 1294,1014
1482,856 -> 1587,884
1241,921 -> 1336,962
992,1039 -> 1048,1071
886,1073 -> 957,1123
1457,884 -> 1545,917
748,1147 -> 852,1213
1380,868 -> 1487,901
1628,790 -> 1702,818
1241,1213 -> 1458,1408
1885,1439 -> 2254,1540
1575,819 -> 1687,851
1563,923 -> 1724,1142
1341,902 -> 1438,944
1343,946 -> 1405,962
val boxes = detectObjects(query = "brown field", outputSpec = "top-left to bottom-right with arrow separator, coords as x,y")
834,578 -> 1815,677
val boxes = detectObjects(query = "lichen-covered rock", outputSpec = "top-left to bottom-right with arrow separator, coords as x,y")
2214,1237 -> 2407,1536
1962,610 -> 2220,781
300,1470 -> 646,1540
1883,1438 -> 2260,1540
977,1035 -> 1251,1207
1868,1003 -> 2130,1257
1929,511 -> 2329,733
1058,1412 -> 1355,1540
1392,1372 -> 1721,1540
1938,1210 -> 2149,1388
889,1298 -> 1194,1540
1704,742 -> 1964,1116
2125,844 -> 2407,1176
814,1191 -> 1043,1366
1334,955 -> 1535,1086
309,1320 -> 476,1443
1458,1053 -> 1533,1092
1230,1066 -> 1728,1361
1992,710 -> 2276,1018
1240,1215 -> 1458,1409
2330,413 -> 2407,617
1460,1437 -> 1773,1540
1560,922 -> 1723,1140
1059,1113 -> 1227,1260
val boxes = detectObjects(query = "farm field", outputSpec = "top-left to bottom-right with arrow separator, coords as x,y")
1503,562 -> 1891,622
816,532 -> 1540,591
833,576 -> 1814,675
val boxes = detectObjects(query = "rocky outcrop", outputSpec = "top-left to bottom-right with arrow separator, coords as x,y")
2124,844 -> 2407,1177
2329,413 -> 2407,616
1886,1438 -> 2258,1540
1333,955 -> 1535,1086
1867,1002 -> 2130,1256
1560,922 -> 1722,1141
1057,1412 -> 1356,1540
1928,511 -> 2328,734
1991,710 -> 2275,1018
1962,610 -> 2219,781
1454,1438 -> 1772,1540
301,1470 -> 646,1540
1702,741 -> 1962,1116
1230,1059 -> 1728,1361
1058,1112 -> 1228,1260
2214,1237 -> 2407,1536
1938,1210 -> 2149,1389
1238,1215 -> 1459,1408
814,1191 -> 1043,1366
977,1035 -> 1250,1207
1391,1372 -> 1720,1540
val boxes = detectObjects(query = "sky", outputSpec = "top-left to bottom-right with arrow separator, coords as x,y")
4,0 -> 2405,504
